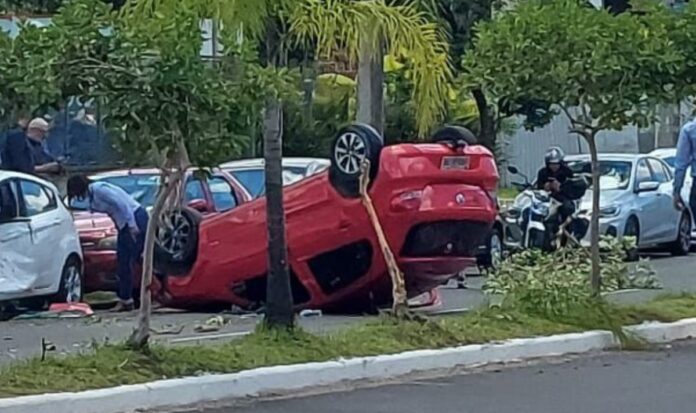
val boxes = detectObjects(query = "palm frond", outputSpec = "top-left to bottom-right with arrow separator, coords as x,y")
290,0 -> 452,137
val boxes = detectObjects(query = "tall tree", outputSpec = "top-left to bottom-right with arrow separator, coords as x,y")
465,0 -> 682,292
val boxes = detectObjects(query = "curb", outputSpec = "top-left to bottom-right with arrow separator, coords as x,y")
2,318 -> 696,413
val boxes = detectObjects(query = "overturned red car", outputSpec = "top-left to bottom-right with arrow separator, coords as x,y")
152,124 -> 499,311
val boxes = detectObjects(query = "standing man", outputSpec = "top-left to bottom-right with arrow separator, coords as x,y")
26,118 -> 61,174
1,117 -> 60,175
67,175 -> 149,312
673,119 -> 696,216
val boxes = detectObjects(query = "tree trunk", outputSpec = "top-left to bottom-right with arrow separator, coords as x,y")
128,168 -> 182,349
472,88 -> 496,150
357,37 -> 385,138
263,97 -> 295,329
586,133 -> 601,295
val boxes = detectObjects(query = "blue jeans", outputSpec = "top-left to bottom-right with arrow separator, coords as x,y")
116,208 -> 148,301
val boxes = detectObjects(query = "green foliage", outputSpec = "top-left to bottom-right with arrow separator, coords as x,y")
465,0 -> 683,133
484,237 -> 661,318
290,0 -> 453,136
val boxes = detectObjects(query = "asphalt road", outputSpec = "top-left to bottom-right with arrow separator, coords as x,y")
0,254 -> 693,364
196,340 -> 696,413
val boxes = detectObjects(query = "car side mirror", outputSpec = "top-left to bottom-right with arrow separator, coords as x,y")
636,181 -> 660,193
507,165 -> 519,175
187,198 -> 209,212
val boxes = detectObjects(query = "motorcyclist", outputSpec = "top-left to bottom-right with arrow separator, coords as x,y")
535,146 -> 576,233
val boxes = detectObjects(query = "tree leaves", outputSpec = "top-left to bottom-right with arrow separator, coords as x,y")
464,0 -> 685,135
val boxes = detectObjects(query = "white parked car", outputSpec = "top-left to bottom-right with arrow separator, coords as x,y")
221,157 -> 330,198
649,147 -> 696,243
0,171 -> 83,305
565,154 -> 692,255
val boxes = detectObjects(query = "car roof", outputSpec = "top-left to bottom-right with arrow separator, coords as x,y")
565,153 -> 642,163
220,157 -> 330,170
88,167 -> 224,179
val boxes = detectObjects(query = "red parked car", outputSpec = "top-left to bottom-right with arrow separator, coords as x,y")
70,169 -> 250,292
151,124 -> 499,311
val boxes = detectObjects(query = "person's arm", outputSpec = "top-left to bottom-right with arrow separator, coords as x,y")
535,169 -> 546,190
673,125 -> 693,197
93,184 -> 137,230
35,162 -> 61,173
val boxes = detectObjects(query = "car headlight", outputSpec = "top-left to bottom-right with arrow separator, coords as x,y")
599,205 -> 621,218
96,235 -> 118,250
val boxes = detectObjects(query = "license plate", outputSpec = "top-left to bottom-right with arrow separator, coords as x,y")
441,156 -> 470,170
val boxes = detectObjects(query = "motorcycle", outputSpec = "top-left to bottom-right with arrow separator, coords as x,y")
503,166 -> 589,252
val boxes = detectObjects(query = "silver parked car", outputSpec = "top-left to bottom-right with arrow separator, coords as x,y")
565,154 -> 692,255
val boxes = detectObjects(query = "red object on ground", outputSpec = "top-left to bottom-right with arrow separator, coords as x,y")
48,302 -> 94,317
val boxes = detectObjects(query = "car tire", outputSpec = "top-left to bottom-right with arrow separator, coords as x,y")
477,226 -> 503,272
329,123 -> 384,198
432,125 -> 478,147
154,207 -> 202,276
624,216 -> 640,262
53,256 -> 84,303
669,213 -> 691,256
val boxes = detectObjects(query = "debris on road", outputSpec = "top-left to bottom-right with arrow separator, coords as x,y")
150,325 -> 185,335
194,315 -> 226,333
299,309 -> 323,318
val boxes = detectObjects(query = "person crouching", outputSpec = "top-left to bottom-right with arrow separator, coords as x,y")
67,175 -> 148,312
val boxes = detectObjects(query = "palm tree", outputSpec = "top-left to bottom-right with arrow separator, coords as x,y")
123,0 -> 452,329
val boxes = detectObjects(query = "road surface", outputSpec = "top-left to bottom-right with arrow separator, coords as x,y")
0,254 -> 693,364
192,340 -> 696,413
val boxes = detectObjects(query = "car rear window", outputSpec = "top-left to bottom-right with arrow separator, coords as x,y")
229,166 -> 309,198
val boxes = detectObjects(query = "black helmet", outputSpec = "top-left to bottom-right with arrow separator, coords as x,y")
545,146 -> 565,165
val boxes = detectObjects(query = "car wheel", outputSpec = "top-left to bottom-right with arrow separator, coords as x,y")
432,125 -> 478,147
669,213 -> 691,256
54,257 -> 83,303
329,123 -> 384,198
478,227 -> 503,271
154,207 -> 202,276
624,216 -> 640,262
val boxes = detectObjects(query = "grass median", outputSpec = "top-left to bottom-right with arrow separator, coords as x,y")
2,293 -> 696,398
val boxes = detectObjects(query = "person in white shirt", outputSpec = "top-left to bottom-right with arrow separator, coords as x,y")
67,174 -> 148,311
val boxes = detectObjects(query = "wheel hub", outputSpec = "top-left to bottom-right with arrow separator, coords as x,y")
335,132 -> 367,175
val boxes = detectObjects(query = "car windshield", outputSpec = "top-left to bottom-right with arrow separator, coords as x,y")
69,174 -> 160,210
566,160 -> 632,190
228,167 -> 308,198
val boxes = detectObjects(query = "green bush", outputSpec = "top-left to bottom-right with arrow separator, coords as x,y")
484,237 -> 661,318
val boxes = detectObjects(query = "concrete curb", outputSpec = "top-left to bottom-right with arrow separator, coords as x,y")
2,318 -> 696,413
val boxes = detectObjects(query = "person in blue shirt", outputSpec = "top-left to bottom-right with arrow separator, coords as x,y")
67,174 -> 149,312
673,119 -> 696,214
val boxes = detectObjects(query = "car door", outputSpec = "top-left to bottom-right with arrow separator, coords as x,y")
0,178 -> 39,297
633,158 -> 662,244
17,178 -> 64,289
647,158 -> 680,242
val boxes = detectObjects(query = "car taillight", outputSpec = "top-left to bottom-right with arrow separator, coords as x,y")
391,190 -> 423,212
